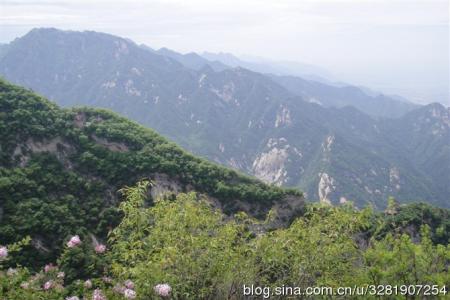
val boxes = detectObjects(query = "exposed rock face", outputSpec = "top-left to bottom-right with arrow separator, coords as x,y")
252,147 -> 289,186
318,172 -> 335,204
124,79 -> 141,96
210,82 -> 235,103
322,135 -> 334,152
198,73 -> 207,87
271,194 -> 305,226
26,137 -> 70,153
275,105 -> 292,128
91,134 -> 129,152
389,167 -> 401,190
227,157 -> 244,170
149,173 -> 183,199
13,137 -> 74,168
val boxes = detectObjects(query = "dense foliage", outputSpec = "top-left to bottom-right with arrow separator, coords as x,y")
0,182 -> 448,299
0,79 -> 448,299
0,79 -> 302,269
375,200 -> 450,245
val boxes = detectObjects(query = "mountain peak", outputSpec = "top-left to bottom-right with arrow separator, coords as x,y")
28,27 -> 60,34
158,47 -> 175,54
416,102 -> 450,119
425,103 -> 450,124
26,27 -> 92,37
425,102 -> 448,111
21,27 -> 135,46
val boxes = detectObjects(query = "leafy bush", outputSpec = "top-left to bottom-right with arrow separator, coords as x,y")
0,182 -> 449,299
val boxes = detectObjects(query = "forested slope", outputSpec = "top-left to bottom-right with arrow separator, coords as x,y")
0,79 -> 303,268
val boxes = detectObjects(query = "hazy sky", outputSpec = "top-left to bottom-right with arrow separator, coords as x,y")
0,0 -> 449,105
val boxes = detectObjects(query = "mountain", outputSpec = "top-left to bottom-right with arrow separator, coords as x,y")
269,75 -> 417,118
201,52 -> 417,119
202,51 -> 333,82
0,28 -> 448,209
0,79 -> 303,267
382,103 -> 450,200
156,47 -> 228,72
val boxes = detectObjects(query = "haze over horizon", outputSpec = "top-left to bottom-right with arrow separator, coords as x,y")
0,0 -> 449,105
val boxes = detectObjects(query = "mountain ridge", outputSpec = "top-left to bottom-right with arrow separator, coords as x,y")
0,28 -> 448,209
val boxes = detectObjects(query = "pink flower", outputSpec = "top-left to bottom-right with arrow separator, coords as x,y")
43,280 -> 54,290
84,279 -> 93,289
44,263 -> 56,273
124,280 -> 134,289
154,283 -> 171,297
0,246 -> 7,259
92,289 -> 107,300
57,272 -> 65,279
66,297 -> 80,300
124,288 -> 137,299
67,235 -> 82,248
95,244 -> 106,254
20,282 -> 30,289
102,276 -> 112,283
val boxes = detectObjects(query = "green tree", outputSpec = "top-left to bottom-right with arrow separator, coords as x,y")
108,181 -> 256,299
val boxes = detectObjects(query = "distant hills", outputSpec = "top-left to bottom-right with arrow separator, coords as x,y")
156,47 -> 228,72
202,51 -> 335,83
0,28 -> 448,208
200,51 -> 418,118
269,75 -> 417,119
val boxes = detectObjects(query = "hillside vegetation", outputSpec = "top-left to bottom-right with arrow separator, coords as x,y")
0,79 -> 448,299
0,79 -> 302,268
0,182 -> 448,299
